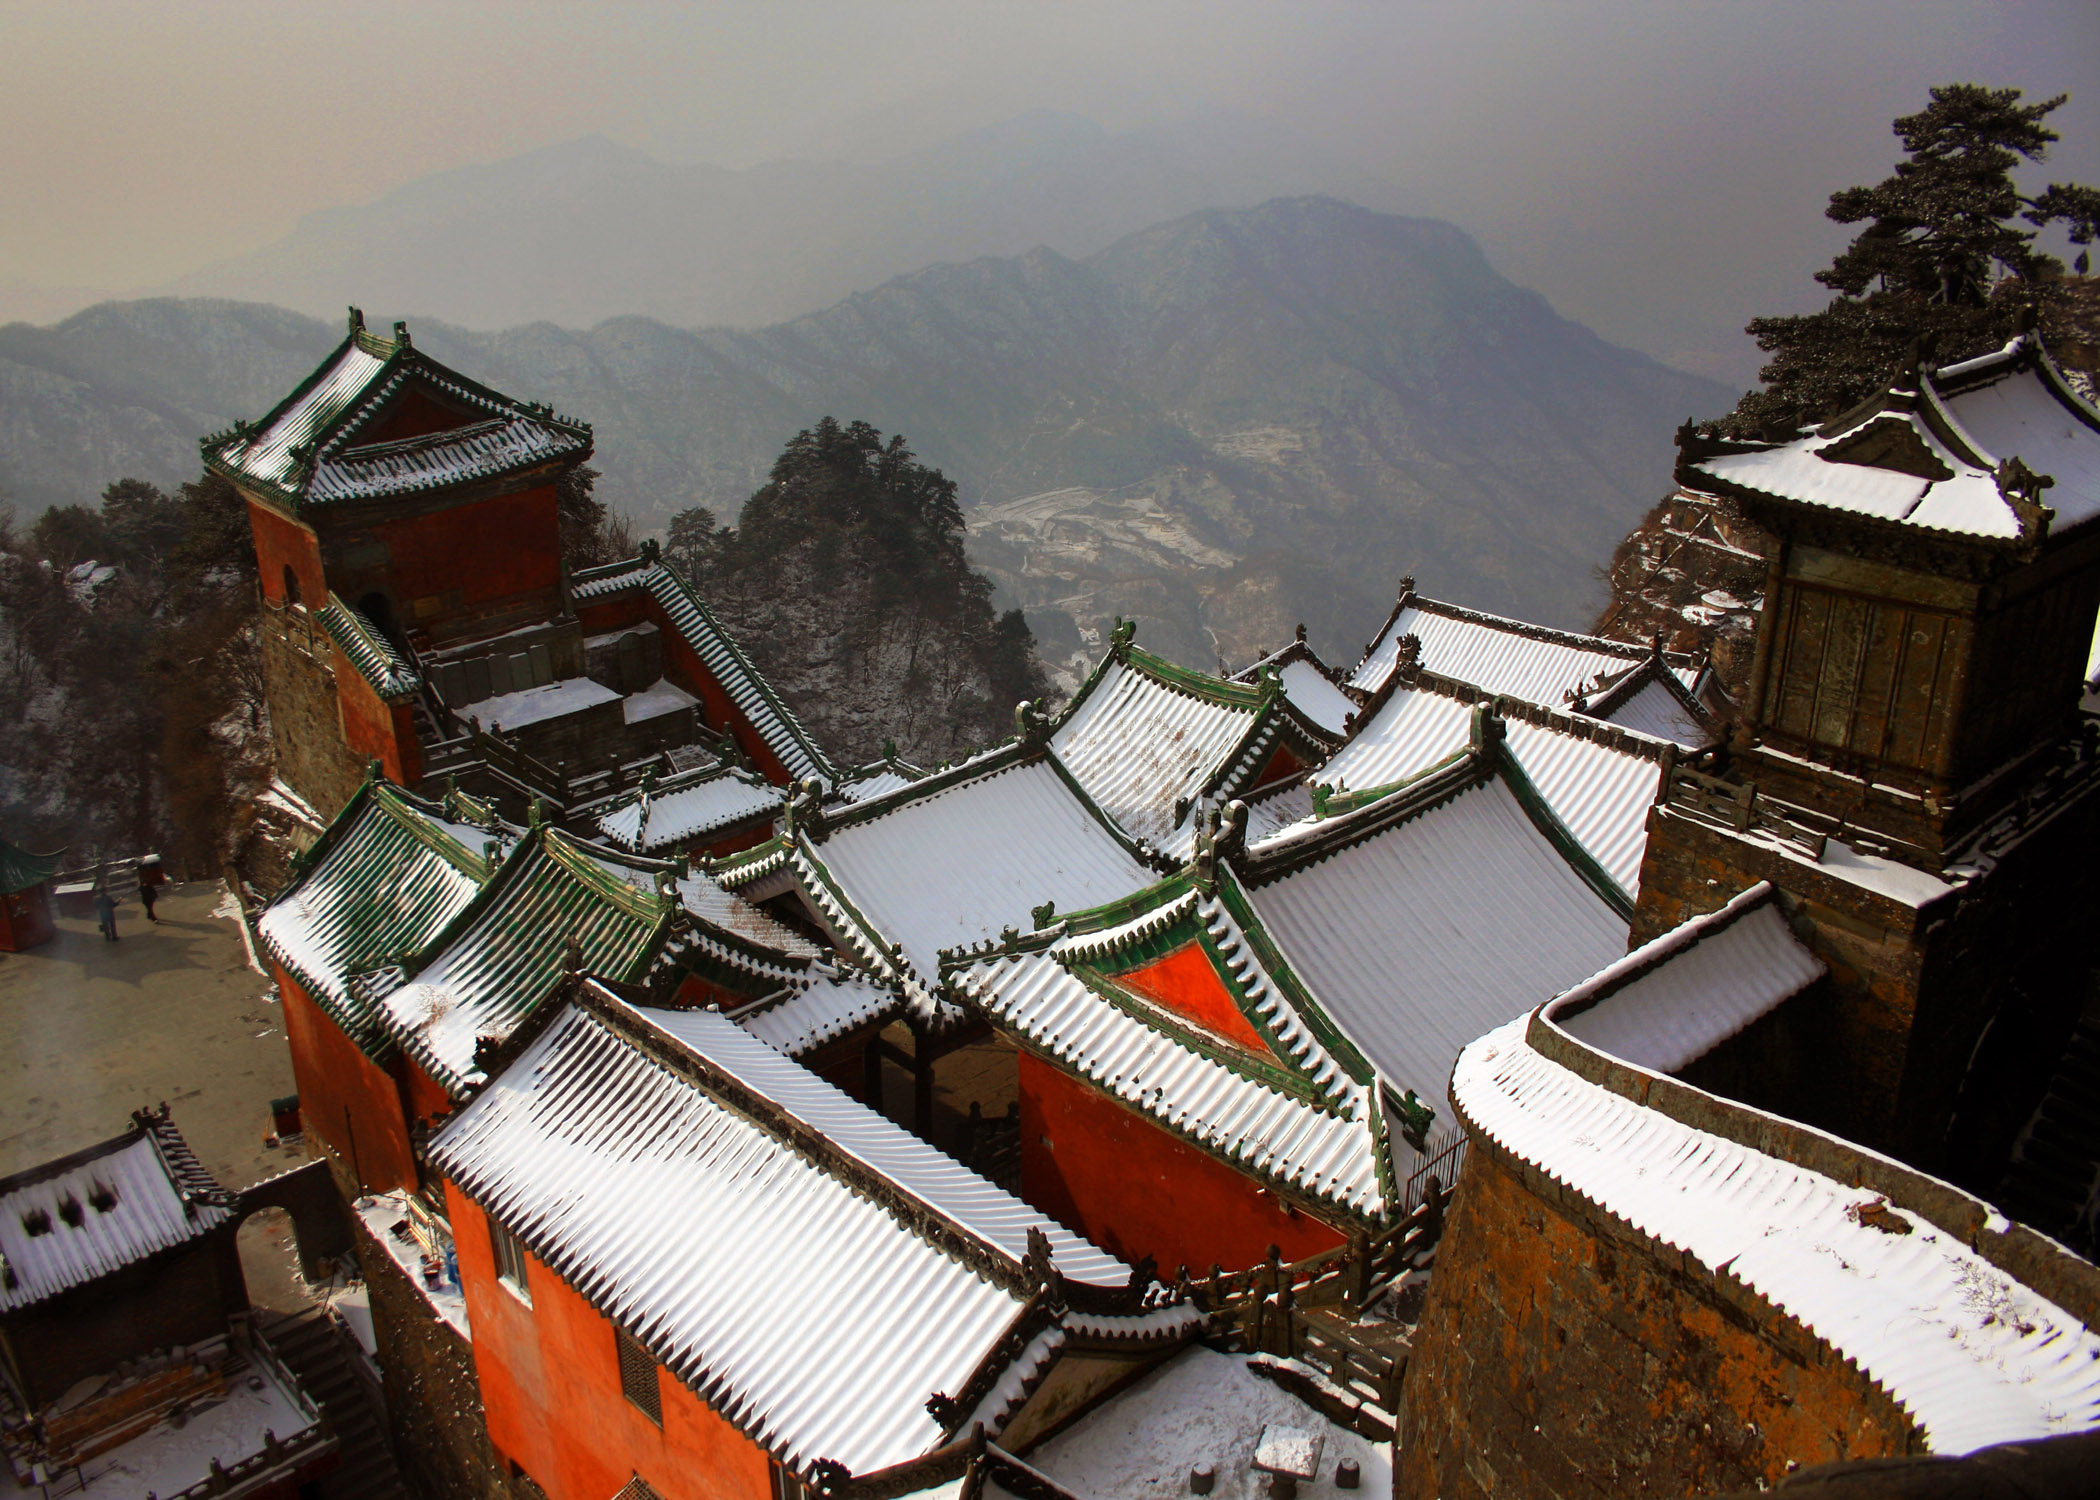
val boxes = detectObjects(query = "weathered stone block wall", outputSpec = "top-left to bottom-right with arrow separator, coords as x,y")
1397,1146 -> 1916,1500
259,619 -> 367,823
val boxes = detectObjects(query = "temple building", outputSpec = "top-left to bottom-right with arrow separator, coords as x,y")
233,326 -> 2100,1499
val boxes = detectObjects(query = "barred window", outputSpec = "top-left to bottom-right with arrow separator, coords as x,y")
490,1219 -> 532,1304
616,1326 -> 662,1424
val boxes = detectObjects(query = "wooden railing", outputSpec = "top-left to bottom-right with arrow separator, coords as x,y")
1185,1173 -> 1448,1316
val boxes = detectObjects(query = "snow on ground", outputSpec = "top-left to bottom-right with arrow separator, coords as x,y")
74,1348 -> 317,1499
471,676 -> 620,732
1024,1345 -> 1390,1500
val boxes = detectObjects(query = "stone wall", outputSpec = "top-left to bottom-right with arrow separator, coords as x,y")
259,614 -> 368,823
1396,1144 -> 1918,1500
357,1210 -> 536,1500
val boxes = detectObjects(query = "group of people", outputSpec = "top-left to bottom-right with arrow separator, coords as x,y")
91,857 -> 164,942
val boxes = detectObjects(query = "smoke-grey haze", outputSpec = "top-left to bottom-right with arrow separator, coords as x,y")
1,0 -> 2095,385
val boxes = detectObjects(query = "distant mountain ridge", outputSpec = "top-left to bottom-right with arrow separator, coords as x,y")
0,198 -> 1731,673
155,110 -> 1399,332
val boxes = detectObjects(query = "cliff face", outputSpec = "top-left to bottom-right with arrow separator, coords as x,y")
0,198 -> 1731,679
1592,489 -> 1766,702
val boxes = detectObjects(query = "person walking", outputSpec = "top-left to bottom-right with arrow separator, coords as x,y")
139,852 -> 166,923
138,875 -> 159,922
93,885 -> 119,942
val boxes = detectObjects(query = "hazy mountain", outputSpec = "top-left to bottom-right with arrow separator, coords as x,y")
0,198 -> 1730,674
159,111 -> 1399,332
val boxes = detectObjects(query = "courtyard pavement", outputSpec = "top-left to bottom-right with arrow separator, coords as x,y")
0,881 -> 313,1309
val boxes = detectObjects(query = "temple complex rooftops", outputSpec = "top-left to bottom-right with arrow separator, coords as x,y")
1455,998 -> 2100,1455
257,778 -> 506,1046
430,985 -> 1174,1482
1681,333 -> 2100,545
1348,584 -> 1707,704
1050,628 -> 1340,860
1232,633 -> 1361,738
1313,677 -> 1672,897
1239,741 -> 1631,1145
202,311 -> 591,512
594,763 -> 783,855
0,1109 -> 233,1313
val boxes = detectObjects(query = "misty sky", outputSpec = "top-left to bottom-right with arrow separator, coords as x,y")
3,0 -> 2096,383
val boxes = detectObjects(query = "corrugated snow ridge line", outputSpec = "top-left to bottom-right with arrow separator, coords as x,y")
0,1110 -> 234,1313
366,827 -> 674,1096
1346,587 -> 1693,700
595,765 -> 782,853
1455,1012 -> 2100,1456
951,953 -> 1389,1220
429,996 -> 1032,1480
1545,882 -> 1826,1074
316,594 -> 421,702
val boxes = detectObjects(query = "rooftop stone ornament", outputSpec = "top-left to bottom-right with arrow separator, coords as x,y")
1014,698 -> 1052,751
1188,799 -> 1249,891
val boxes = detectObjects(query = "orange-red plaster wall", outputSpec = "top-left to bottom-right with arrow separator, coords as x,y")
576,592 -> 793,785
249,500 -> 325,609
1018,1051 -> 1343,1274
362,486 -> 562,616
1114,943 -> 1273,1056
446,1186 -> 776,1500
330,650 -> 418,784
401,1058 -> 454,1128
275,967 -> 417,1192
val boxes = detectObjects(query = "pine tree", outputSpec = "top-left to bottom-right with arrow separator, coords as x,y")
1729,85 -> 2099,436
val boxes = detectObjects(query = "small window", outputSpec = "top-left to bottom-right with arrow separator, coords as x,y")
282,565 -> 302,607
615,1326 -> 662,1424
490,1218 -> 532,1304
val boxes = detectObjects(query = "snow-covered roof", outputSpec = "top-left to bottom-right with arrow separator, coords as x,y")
1545,882 -> 1825,1074
1348,591 -> 1698,702
1588,675 -> 1713,748
777,755 -> 1158,988
315,594 -> 421,703
1684,335 -> 2100,543
1455,1010 -> 2100,1454
595,765 -> 783,854
258,781 -> 497,1045
572,558 -> 834,785
1233,637 -> 1361,738
430,989 -> 1130,1480
1241,766 -> 1629,1138
365,828 -> 672,1095
202,318 -> 590,508
1314,686 -> 1666,897
950,882 -> 1392,1221
0,1112 -> 233,1312
731,972 -> 903,1058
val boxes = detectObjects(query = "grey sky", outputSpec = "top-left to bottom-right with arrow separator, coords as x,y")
3,0 -> 2095,381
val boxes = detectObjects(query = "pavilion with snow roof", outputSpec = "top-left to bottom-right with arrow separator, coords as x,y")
209,309 -> 829,833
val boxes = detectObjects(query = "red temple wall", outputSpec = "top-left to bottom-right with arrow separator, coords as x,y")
1114,943 -> 1273,1056
248,501 -> 325,609
446,1187 -> 775,1500
1018,1052 -> 1344,1274
275,969 -> 416,1192
330,655 -> 416,785
361,388 -> 475,445
400,1057 -> 454,1128
363,486 -> 562,614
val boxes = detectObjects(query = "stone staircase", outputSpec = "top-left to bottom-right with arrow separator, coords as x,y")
261,1307 -> 413,1500
1997,985 -> 2100,1259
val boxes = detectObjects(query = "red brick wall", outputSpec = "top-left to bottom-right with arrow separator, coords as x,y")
249,500 -> 325,608
1115,943 -> 1274,1056
446,1187 -> 775,1500
1018,1052 -> 1343,1274
1397,1144 -> 1915,1500
275,967 -> 417,1193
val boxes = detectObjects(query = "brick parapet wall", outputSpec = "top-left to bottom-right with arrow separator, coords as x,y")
259,617 -> 368,823
1397,1133 -> 1919,1500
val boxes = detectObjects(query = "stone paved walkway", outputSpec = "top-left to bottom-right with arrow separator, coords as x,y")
0,881 -> 313,1308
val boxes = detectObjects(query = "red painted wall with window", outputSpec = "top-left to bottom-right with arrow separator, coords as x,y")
274,968 -> 417,1193
248,501 -> 325,609
576,593 -> 793,785
445,1187 -> 776,1500
1018,1052 -> 1344,1275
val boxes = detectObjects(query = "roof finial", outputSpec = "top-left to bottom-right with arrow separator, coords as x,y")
392,320 -> 412,348
1111,616 -> 1136,653
1014,697 -> 1052,750
1295,621 -> 1307,644
347,306 -> 365,334
1398,573 -> 1416,599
